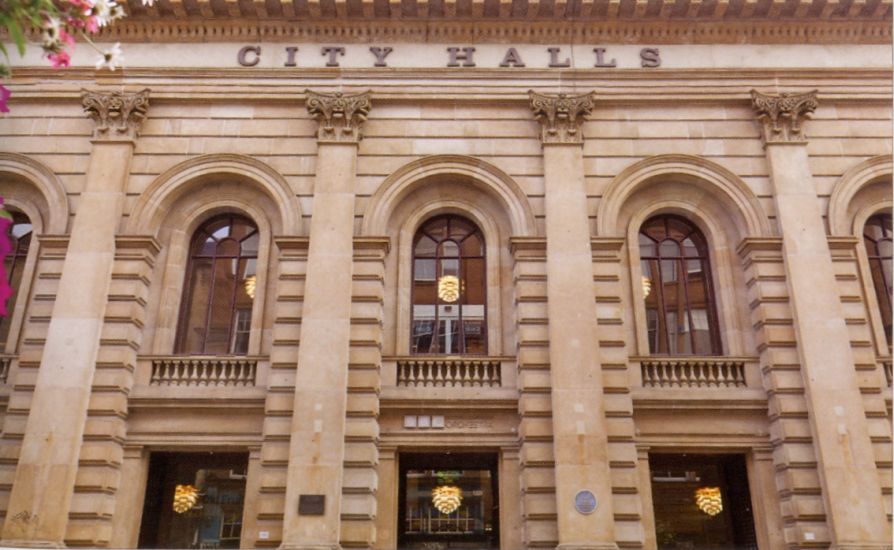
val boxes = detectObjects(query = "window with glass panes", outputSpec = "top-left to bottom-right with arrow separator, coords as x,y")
176,215 -> 259,355
863,212 -> 892,346
639,215 -> 721,355
411,215 -> 486,354
0,210 -> 32,349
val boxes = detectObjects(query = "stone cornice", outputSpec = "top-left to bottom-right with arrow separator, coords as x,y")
91,17 -> 890,45
750,89 -> 819,145
305,89 -> 371,143
529,90 -> 594,145
81,88 -> 150,142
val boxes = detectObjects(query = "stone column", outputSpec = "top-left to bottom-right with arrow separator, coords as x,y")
530,91 -> 617,550
280,90 -> 371,550
0,89 -> 149,547
751,90 -> 889,549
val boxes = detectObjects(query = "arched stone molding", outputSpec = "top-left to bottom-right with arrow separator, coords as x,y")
361,155 -> 537,238
597,154 -> 772,241
0,154 -> 69,355
0,152 -> 69,235
828,155 -> 893,356
133,155 -> 294,357
828,155 -> 893,237
126,153 -> 302,236
599,155 -> 769,358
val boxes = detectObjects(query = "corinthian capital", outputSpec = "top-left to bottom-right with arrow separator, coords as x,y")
529,90 -> 594,145
305,90 -> 372,143
81,89 -> 150,142
750,89 -> 818,145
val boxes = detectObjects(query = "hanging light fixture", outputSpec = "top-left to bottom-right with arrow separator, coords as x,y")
244,274 -> 257,299
642,276 -> 652,298
437,275 -> 460,303
173,484 -> 199,514
694,486 -> 723,516
431,484 -> 463,514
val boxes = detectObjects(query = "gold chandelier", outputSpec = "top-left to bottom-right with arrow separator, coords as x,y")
642,276 -> 652,298
431,485 -> 463,514
694,486 -> 723,516
173,484 -> 199,514
244,274 -> 257,299
437,275 -> 460,303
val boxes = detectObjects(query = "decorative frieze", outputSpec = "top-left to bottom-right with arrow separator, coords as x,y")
529,90 -> 595,145
750,89 -> 819,144
305,89 -> 372,143
81,88 -> 150,141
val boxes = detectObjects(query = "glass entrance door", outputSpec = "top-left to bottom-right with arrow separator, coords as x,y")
398,452 -> 500,550
138,452 -> 248,549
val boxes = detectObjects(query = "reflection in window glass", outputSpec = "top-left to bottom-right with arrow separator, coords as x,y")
177,215 -> 258,355
640,215 -> 721,355
864,213 -> 893,346
404,470 -> 495,539
1,211 -> 33,349
411,215 -> 486,354
138,453 -> 248,549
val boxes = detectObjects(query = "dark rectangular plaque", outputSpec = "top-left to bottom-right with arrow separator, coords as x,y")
298,494 -> 325,515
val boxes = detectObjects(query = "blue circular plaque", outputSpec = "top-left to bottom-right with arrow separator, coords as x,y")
574,490 -> 597,515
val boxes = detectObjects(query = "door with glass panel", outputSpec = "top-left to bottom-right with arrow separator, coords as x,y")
398,452 -> 500,550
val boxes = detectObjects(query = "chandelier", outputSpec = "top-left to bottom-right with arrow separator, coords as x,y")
431,485 -> 463,514
437,275 -> 460,303
694,486 -> 723,516
642,276 -> 652,298
173,484 -> 199,514
244,275 -> 257,299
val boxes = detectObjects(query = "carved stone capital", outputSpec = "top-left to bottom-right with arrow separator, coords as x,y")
81,88 -> 150,142
529,90 -> 594,145
750,89 -> 818,145
305,90 -> 371,143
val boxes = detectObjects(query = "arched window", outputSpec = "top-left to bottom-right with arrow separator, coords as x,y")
1,210 -> 32,348
639,215 -> 721,355
176,214 -> 258,355
411,215 -> 486,354
863,213 -> 892,346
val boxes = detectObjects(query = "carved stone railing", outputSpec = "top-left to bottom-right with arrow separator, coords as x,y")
150,357 -> 257,387
397,358 -> 502,388
640,358 -> 747,389
0,355 -> 13,384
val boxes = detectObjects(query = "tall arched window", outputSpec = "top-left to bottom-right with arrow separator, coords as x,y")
411,215 -> 486,354
176,214 -> 258,355
639,215 -> 721,355
1,210 -> 32,349
863,212 -> 892,346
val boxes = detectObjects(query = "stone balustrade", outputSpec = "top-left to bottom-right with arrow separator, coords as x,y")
0,355 -> 12,384
149,357 -> 257,387
396,358 -> 502,388
640,358 -> 747,388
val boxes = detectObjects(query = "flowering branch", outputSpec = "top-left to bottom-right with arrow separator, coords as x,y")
0,0 -> 151,112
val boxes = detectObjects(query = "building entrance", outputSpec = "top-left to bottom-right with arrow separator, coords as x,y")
398,452 -> 500,550
137,452 -> 249,549
649,453 -> 758,550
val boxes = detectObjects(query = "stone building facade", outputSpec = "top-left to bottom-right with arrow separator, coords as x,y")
0,4 -> 891,550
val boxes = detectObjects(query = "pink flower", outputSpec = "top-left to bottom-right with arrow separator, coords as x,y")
59,29 -> 76,47
0,86 -> 10,114
48,50 -> 71,68
85,16 -> 99,33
